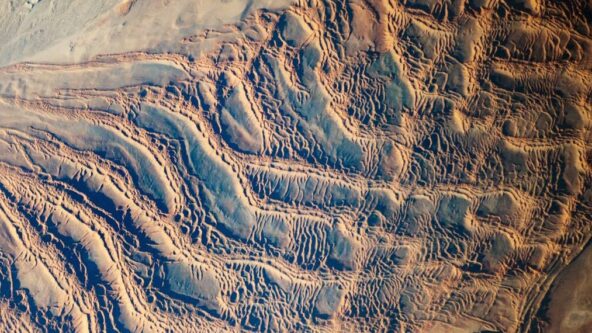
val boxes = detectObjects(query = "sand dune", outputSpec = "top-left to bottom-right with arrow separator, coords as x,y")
0,0 -> 590,332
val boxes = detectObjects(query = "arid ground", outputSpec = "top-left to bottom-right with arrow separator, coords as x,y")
0,0 -> 590,332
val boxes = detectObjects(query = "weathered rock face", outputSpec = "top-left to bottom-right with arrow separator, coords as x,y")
0,0 -> 590,332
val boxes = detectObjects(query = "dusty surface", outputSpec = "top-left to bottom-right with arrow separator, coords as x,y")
0,0 -> 590,332
530,241 -> 592,333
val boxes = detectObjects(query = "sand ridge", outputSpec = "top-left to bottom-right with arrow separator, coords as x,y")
0,0 -> 589,332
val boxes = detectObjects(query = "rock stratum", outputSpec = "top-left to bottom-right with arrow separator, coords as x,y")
0,0 -> 591,332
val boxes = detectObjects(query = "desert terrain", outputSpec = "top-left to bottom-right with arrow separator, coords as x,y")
0,0 -> 590,332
